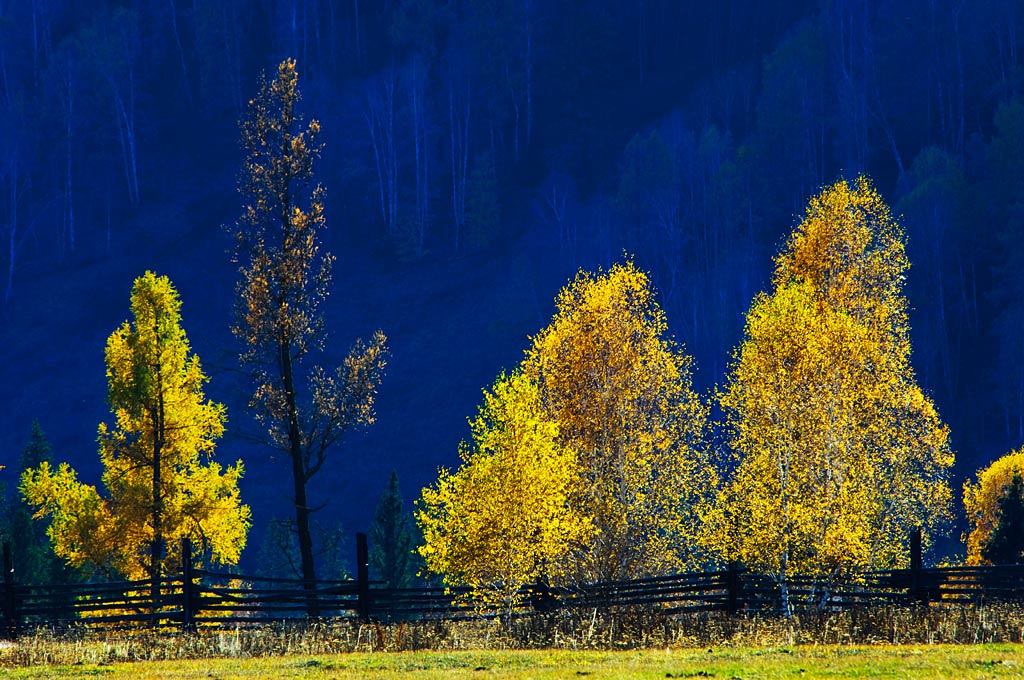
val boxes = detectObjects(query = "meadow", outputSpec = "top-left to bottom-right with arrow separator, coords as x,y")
5,607 -> 1024,678
3,645 -> 1024,679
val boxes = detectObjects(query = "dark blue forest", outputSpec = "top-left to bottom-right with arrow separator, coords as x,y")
0,0 -> 1022,573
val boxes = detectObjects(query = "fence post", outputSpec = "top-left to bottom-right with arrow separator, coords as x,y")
910,527 -> 925,604
530,578 -> 555,613
181,537 -> 196,632
726,561 -> 740,615
356,532 -> 370,622
2,542 -> 17,638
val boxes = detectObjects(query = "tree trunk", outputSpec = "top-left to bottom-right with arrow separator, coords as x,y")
150,316 -> 165,623
412,57 -> 425,254
779,549 -> 791,617
366,70 -> 398,236
524,0 -> 532,147
282,342 -> 319,617
353,0 -> 362,70
113,89 -> 139,206
5,159 -> 16,305
65,73 -> 75,254
168,0 -> 191,102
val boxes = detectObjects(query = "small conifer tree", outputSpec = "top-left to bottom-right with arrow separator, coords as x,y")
369,471 -> 414,588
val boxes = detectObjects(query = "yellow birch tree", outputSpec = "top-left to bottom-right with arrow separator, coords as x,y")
964,449 -> 1024,564
522,260 -> 713,582
416,371 -> 591,616
21,272 -> 250,582
710,177 -> 953,613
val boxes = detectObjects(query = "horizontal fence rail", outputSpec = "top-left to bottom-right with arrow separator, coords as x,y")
5,532 -> 1024,635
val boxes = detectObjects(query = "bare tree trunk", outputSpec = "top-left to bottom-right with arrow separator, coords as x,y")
63,60 -> 75,255
5,157 -> 16,305
0,11 -> 10,109
449,77 -> 470,252
353,0 -> 362,70
952,0 -> 966,157
368,106 -> 388,232
449,87 -> 458,251
220,2 -> 244,116
506,60 -> 520,163
114,91 -> 139,206
388,71 -> 397,239
311,0 -> 322,67
411,57 -> 427,254
366,69 -> 399,236
126,57 -> 139,204
524,0 -> 532,146
168,0 -> 192,102
282,341 -> 319,617
460,93 -> 469,250
31,0 -> 40,89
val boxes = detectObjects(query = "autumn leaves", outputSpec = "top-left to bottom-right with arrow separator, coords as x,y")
21,273 -> 250,581
12,168 -> 969,607
417,178 -> 955,614
713,178 -> 953,613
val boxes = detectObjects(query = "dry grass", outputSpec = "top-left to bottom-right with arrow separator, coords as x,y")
4,603 -> 1024,667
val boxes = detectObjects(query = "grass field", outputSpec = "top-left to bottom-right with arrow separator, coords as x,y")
6,606 -> 1024,678
3,645 -> 1024,679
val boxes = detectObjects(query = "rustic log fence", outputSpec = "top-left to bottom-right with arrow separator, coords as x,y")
4,530 -> 1024,636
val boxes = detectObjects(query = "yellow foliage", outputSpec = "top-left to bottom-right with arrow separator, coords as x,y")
963,449 -> 1024,565
20,462 -> 113,572
416,372 -> 592,614
522,260 -> 713,582
774,176 -> 909,341
711,178 -> 953,595
22,272 -> 251,581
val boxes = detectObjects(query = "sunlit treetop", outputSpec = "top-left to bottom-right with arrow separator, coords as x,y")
774,175 -> 909,337
522,259 -> 713,581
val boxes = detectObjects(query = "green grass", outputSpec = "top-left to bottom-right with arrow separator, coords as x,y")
7,606 -> 1024,678
4,645 -> 1024,679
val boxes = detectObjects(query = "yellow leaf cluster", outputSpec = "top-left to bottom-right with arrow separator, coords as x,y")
21,273 -> 251,580
711,178 -> 953,589
963,449 -> 1024,565
416,372 -> 592,613
419,261 -> 713,598
522,261 -> 714,582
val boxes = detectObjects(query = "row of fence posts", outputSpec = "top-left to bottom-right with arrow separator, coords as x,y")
1,531 -> 374,636
2,530 -> 929,635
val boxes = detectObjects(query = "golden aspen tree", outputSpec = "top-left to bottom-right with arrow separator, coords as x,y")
522,261 -> 713,582
964,449 -> 1024,564
232,59 -> 387,612
416,371 -> 591,617
711,177 -> 953,614
21,272 -> 250,583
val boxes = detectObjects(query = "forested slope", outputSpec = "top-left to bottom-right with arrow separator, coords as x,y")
0,0 -> 1021,569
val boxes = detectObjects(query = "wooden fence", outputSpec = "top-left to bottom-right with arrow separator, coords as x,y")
4,531 -> 1024,636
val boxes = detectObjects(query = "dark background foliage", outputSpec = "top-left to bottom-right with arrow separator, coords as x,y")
0,0 -> 1021,572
